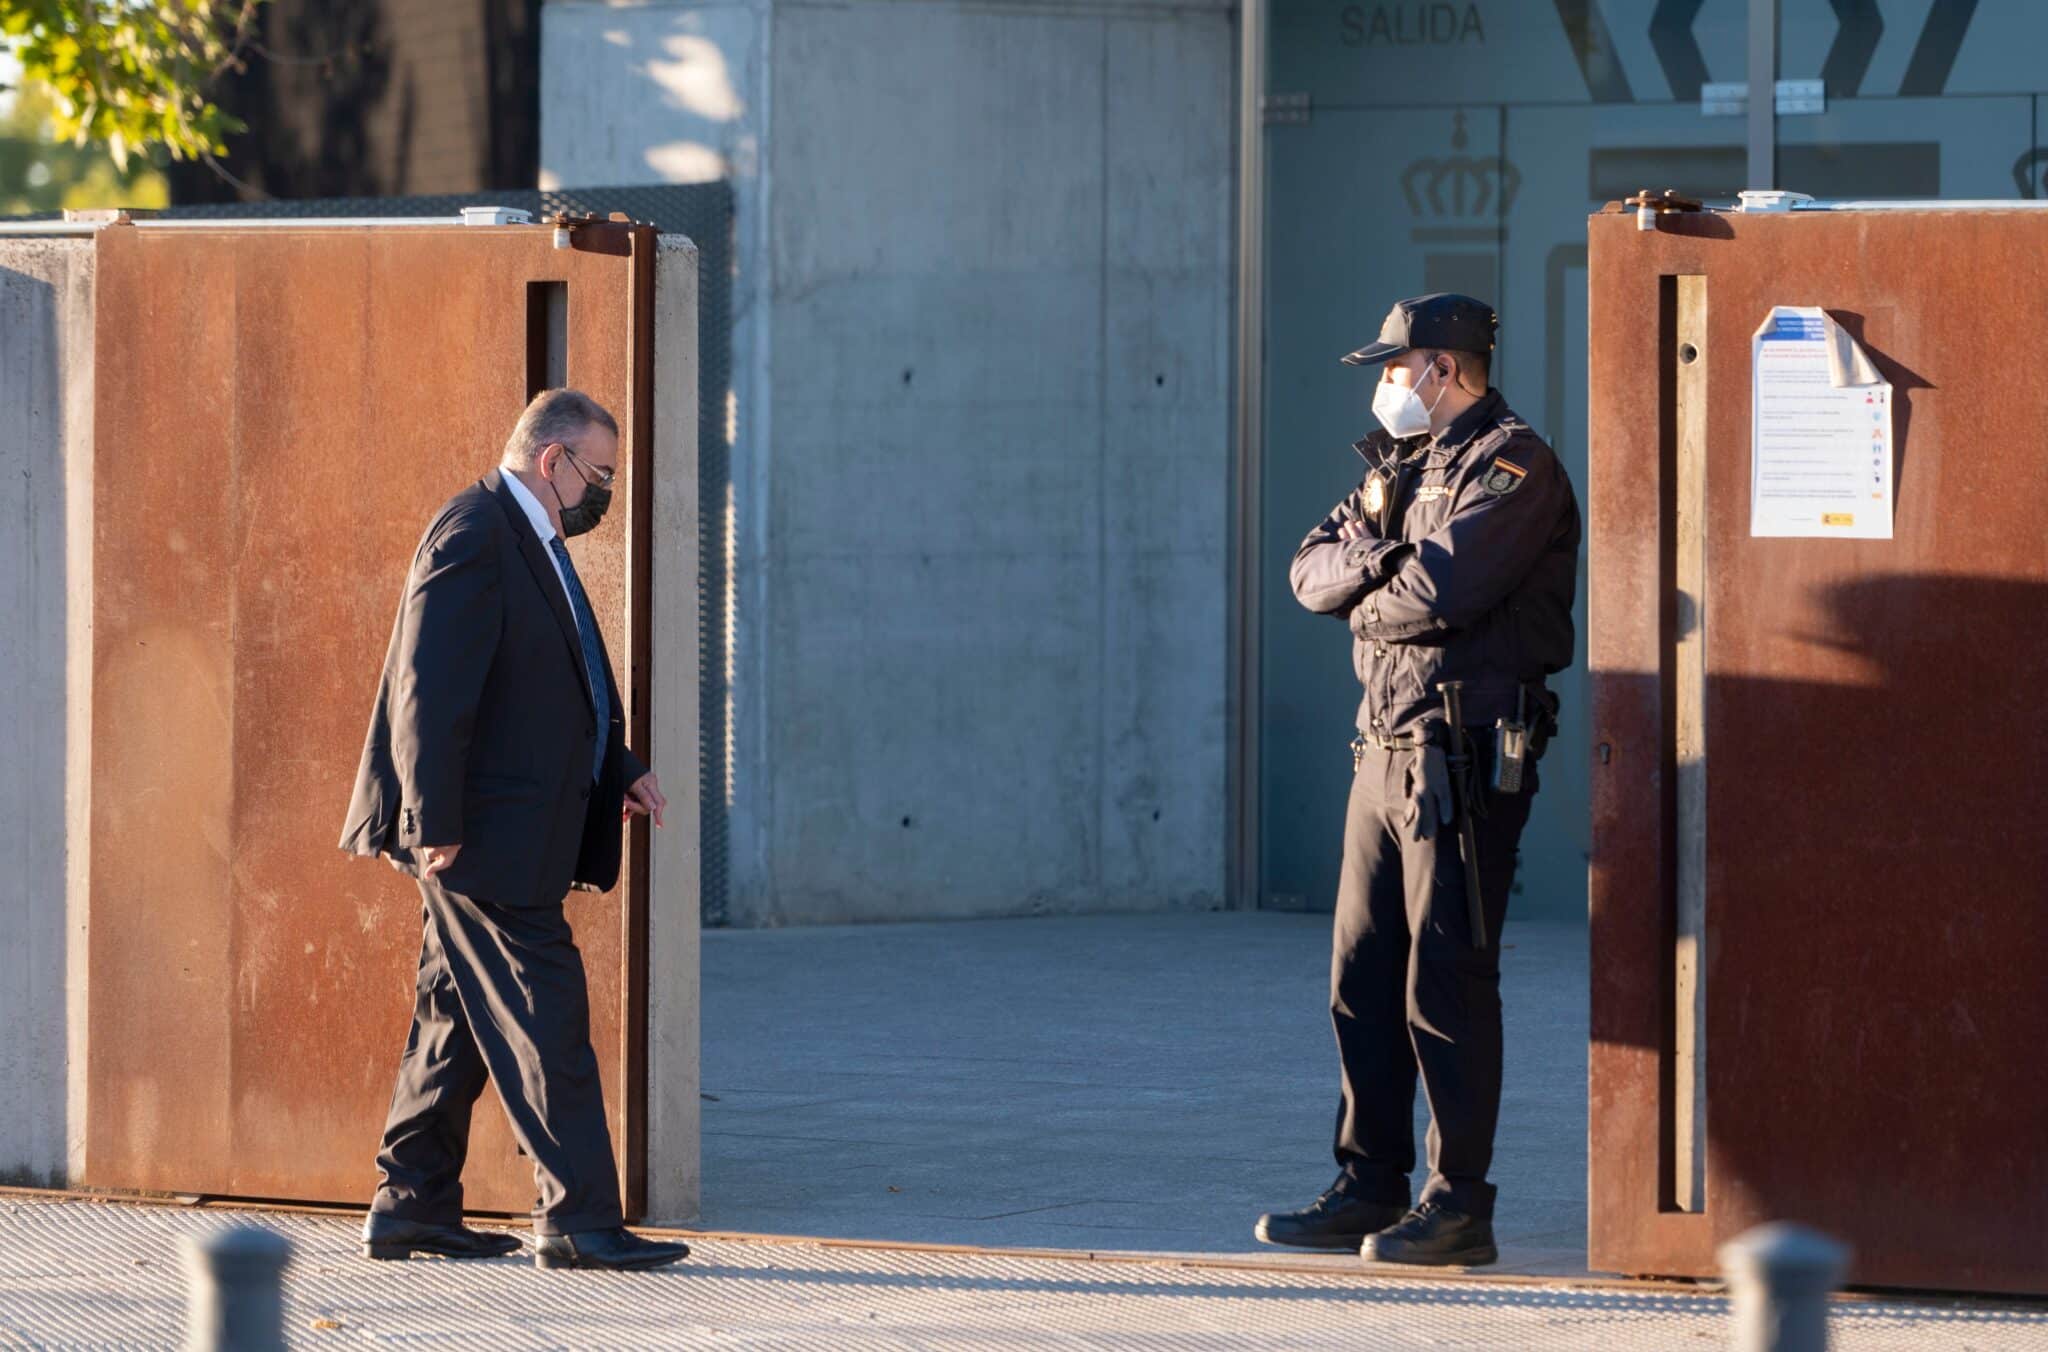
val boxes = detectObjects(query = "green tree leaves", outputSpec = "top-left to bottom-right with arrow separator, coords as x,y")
1,1 -> 264,167
1,79 -> 169,216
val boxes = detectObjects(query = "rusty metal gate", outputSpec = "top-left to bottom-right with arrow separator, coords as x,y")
1587,202 -> 2048,1294
122,184 -> 739,930
83,218 -> 657,1217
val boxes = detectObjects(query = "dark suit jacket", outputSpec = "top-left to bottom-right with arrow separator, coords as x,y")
339,469 -> 646,907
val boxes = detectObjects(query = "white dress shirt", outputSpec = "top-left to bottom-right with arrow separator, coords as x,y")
501,468 -> 575,609
503,467 -> 610,784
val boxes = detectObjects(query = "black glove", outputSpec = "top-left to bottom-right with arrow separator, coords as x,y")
1401,744 -> 1456,841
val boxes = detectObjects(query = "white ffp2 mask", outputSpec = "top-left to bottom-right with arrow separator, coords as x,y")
1372,360 -> 1448,440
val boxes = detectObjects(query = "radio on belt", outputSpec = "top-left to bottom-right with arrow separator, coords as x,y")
1492,687 -> 1529,795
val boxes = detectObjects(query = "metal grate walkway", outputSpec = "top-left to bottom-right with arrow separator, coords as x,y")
2,1197 -> 2043,1350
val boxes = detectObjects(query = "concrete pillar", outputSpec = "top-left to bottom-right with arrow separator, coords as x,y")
1747,0 -> 1777,188
648,234 -> 704,1222
1720,1222 -> 1851,1352
0,238 -> 95,1187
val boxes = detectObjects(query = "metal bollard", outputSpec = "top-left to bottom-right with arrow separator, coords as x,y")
1718,1223 -> 1851,1352
180,1225 -> 293,1351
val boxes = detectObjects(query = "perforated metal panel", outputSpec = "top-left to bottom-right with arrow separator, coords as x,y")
4,1196 -> 2045,1351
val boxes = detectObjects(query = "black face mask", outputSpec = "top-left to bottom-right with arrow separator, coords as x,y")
550,448 -> 614,538
556,480 -> 612,538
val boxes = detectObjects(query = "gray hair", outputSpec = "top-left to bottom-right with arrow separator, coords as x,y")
501,388 -> 619,469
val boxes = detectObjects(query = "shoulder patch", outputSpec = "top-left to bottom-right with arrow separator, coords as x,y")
1481,459 -> 1528,497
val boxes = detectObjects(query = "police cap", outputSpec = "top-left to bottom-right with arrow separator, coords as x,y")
1340,293 -> 1497,367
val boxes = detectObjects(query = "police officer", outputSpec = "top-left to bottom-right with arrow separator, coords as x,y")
1254,293 -> 1581,1267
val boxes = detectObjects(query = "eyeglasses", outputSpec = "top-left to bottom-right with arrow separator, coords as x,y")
559,444 -> 616,489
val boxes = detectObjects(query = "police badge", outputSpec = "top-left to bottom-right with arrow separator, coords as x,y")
1363,473 -> 1386,516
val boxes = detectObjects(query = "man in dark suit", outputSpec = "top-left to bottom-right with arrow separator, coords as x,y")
340,388 -> 688,1271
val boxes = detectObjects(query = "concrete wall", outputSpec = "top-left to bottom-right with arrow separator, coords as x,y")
649,234 -> 704,1221
0,239 -> 93,1185
543,0 -> 1237,925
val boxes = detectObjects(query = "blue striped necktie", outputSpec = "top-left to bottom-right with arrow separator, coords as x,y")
546,535 -> 610,782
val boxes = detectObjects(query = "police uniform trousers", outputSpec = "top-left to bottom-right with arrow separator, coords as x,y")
1328,739 -> 1537,1221
367,876 -> 624,1236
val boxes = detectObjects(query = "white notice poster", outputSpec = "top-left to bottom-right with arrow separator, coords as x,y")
1750,306 -> 1894,539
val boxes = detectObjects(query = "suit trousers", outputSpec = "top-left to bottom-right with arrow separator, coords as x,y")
1328,740 -> 1537,1220
368,876 -> 624,1236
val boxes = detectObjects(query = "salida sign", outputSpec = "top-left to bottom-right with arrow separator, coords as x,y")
1341,2 -> 1485,48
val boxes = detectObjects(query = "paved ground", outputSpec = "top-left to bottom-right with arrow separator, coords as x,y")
7,913 -> 2043,1347
700,912 -> 1588,1275
6,1196 -> 2046,1350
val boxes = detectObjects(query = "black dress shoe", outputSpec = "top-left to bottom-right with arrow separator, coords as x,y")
361,1213 -> 523,1261
1255,1181 -> 1409,1250
534,1227 -> 691,1271
1360,1202 -> 1498,1267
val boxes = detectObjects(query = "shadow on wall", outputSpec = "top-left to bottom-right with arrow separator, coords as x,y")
167,0 -> 393,200
167,0 -> 553,201
638,24 -> 745,183
480,0 -> 546,191
542,12 -> 748,189
1827,310 -> 1932,493
1592,572 -> 2048,1283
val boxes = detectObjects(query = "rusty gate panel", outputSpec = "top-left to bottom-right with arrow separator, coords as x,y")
1588,206 -> 2048,1294
86,220 -> 654,1217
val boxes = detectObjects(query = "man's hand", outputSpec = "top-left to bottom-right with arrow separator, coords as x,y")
419,843 -> 462,878
1337,517 -> 1372,542
624,772 -> 667,829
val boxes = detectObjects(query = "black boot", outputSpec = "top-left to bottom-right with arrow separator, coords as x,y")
1360,1202 -> 1498,1267
1255,1180 -> 1408,1250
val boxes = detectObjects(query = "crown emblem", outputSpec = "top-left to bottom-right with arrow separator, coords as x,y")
2015,148 -> 2048,199
1401,113 -> 1521,219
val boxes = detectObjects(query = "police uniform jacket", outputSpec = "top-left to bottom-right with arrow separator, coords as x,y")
1289,390 -> 1581,739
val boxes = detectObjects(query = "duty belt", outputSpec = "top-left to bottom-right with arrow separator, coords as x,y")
1352,728 -> 1431,753
1349,726 -> 1438,769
